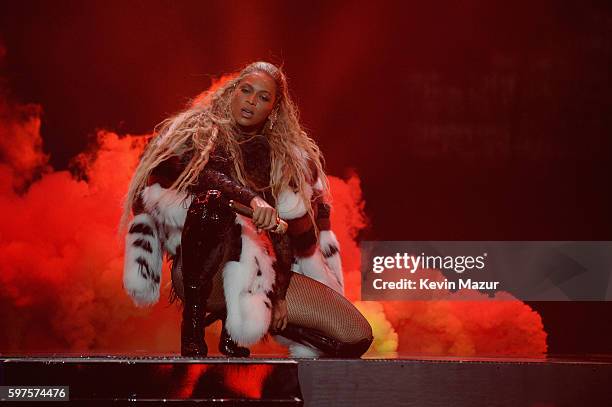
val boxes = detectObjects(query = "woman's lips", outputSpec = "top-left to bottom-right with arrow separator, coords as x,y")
240,108 -> 254,119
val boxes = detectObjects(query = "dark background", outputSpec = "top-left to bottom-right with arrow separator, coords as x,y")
1,0 -> 611,355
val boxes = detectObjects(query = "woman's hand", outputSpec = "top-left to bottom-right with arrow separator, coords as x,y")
250,196 -> 278,231
271,298 -> 288,332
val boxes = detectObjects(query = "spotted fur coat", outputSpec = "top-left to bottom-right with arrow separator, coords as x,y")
123,175 -> 343,349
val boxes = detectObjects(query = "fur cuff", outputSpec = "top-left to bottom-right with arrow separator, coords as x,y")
123,213 -> 163,306
291,230 -> 344,295
295,249 -> 343,295
276,184 -> 312,220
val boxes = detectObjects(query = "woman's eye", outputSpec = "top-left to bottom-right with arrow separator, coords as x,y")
260,95 -> 270,101
241,88 -> 249,94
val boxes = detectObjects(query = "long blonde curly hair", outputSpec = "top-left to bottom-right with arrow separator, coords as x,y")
120,61 -> 329,230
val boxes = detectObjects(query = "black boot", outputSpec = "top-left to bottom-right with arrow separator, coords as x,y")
180,190 -> 233,357
181,282 -> 208,357
280,324 -> 373,358
219,320 -> 251,357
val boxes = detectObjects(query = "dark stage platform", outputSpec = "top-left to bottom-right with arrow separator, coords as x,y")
1,355 -> 611,406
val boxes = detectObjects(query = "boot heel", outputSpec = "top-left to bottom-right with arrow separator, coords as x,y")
218,323 -> 250,357
181,285 -> 208,357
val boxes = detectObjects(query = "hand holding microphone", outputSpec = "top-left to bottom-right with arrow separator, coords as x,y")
229,196 -> 288,234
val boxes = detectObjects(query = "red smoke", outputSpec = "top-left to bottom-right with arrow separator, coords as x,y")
0,82 -> 546,357
328,174 -> 547,357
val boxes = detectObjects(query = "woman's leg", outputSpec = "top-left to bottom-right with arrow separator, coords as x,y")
280,273 -> 373,357
180,194 -> 372,358
180,190 -> 236,357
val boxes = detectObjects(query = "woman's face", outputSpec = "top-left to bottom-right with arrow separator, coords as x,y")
230,71 -> 278,134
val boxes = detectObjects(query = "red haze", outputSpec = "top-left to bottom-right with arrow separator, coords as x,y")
0,88 -> 546,357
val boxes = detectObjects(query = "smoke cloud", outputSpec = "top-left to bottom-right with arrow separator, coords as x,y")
0,79 -> 546,358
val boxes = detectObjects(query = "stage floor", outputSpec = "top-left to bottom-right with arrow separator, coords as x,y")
1,353 -> 611,405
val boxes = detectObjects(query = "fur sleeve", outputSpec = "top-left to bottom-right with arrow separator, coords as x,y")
276,164 -> 345,295
123,183 -> 191,306
141,183 -> 192,256
123,213 -> 164,306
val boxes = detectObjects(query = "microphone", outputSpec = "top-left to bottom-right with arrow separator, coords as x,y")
228,200 -> 288,234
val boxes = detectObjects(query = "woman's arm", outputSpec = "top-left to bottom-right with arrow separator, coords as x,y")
197,168 -> 259,208
145,151 -> 261,209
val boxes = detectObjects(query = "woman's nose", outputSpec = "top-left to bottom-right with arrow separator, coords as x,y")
246,95 -> 256,105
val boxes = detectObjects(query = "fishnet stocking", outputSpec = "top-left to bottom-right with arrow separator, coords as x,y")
284,273 -> 371,345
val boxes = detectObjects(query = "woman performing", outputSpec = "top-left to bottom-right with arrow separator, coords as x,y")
121,61 -> 373,358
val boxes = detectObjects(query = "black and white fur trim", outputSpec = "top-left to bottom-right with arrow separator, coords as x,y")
123,213 -> 164,306
223,215 -> 276,346
123,184 -> 190,307
276,184 -> 312,220
141,183 -> 191,256
293,251 -> 343,295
